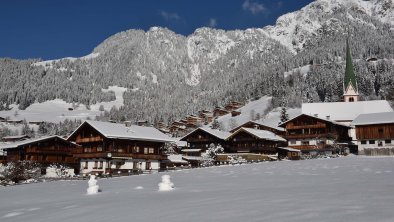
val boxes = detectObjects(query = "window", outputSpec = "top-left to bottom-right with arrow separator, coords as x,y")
84,161 -> 88,169
369,140 -> 375,144
378,128 -> 384,134
385,139 -> 391,144
99,161 -> 103,169
133,146 -> 139,153
301,141 -> 310,145
361,140 -> 367,145
93,161 -> 98,169
290,140 -> 296,145
349,97 -> 354,102
378,141 -> 383,147
144,148 -> 148,154
148,148 -> 155,154
146,162 -> 151,170
97,146 -> 103,152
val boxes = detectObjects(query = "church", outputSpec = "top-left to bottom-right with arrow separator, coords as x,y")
280,37 -> 393,155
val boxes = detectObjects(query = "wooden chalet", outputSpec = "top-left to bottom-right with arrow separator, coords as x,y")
225,101 -> 243,112
2,135 -> 30,142
6,119 -> 23,124
352,112 -> 394,156
136,120 -> 148,126
198,110 -> 213,123
231,110 -> 241,117
185,115 -> 204,127
226,127 -> 286,154
67,120 -> 173,175
279,114 -> 351,153
180,127 -> 231,154
1,136 -> 79,169
230,120 -> 285,136
213,107 -> 230,117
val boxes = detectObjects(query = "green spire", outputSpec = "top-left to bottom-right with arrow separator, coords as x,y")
344,37 -> 358,92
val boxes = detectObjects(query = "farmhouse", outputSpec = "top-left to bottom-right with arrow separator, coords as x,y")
67,120 -> 173,175
226,127 -> 286,154
352,112 -> 394,155
180,127 -> 231,155
0,136 -> 79,168
279,114 -> 351,154
230,120 -> 285,135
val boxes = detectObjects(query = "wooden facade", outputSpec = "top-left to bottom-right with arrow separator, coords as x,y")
180,128 -> 229,153
3,136 -> 79,167
279,114 -> 351,152
225,101 -> 243,112
213,107 -> 230,117
67,121 -> 169,174
355,123 -> 394,140
226,128 -> 286,154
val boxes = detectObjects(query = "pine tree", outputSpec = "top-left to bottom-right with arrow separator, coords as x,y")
280,107 -> 289,123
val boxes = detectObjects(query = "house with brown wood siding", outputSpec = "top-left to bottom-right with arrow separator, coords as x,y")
67,120 -> 173,175
352,112 -> 394,155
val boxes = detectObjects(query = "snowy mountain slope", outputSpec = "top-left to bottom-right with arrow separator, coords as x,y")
1,157 -> 394,222
0,0 -> 393,126
263,0 -> 394,53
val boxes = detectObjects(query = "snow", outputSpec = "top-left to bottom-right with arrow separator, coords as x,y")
284,65 -> 311,78
352,112 -> 394,126
158,175 -> 174,191
69,120 -> 174,143
86,175 -> 100,195
0,86 -> 126,123
185,64 -> 201,86
210,96 -> 300,131
32,53 -> 100,70
302,100 -> 393,124
232,128 -> 287,142
1,157 -> 394,221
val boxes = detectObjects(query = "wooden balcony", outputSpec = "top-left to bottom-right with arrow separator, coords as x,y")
288,145 -> 332,151
73,152 -> 168,160
25,147 -> 72,155
287,123 -> 326,130
75,136 -> 103,143
285,133 -> 336,139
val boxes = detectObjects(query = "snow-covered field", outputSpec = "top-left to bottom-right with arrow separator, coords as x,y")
1,156 -> 394,222
0,86 -> 126,123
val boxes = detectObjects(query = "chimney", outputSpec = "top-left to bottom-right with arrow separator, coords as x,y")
314,114 -> 318,117
326,115 -> 330,120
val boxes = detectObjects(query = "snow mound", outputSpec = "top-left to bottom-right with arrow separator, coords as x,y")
158,175 -> 174,191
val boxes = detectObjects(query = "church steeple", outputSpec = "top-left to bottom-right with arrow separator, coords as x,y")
343,36 -> 359,102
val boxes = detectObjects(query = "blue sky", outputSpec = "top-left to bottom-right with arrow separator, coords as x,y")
0,0 -> 314,60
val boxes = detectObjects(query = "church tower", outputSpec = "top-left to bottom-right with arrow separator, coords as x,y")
343,37 -> 359,102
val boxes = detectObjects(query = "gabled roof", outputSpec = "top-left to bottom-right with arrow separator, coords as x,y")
302,100 -> 393,123
278,113 -> 350,128
0,135 -> 75,150
230,120 -> 285,133
68,120 -> 174,143
228,127 -> 286,142
352,112 -> 394,126
180,127 -> 231,141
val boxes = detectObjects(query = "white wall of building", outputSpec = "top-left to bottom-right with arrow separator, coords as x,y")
357,139 -> 394,151
79,158 -> 160,175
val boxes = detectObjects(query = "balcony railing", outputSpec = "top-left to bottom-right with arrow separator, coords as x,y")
75,136 -> 103,143
285,133 -> 336,139
73,152 -> 168,160
286,123 -> 326,129
25,147 -> 72,155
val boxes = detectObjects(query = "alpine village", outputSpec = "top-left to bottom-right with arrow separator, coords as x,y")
1,36 -> 393,181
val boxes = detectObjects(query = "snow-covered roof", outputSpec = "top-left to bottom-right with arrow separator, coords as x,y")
180,127 -> 231,141
182,156 -> 203,161
231,120 -> 285,132
229,127 -> 286,142
69,120 -> 174,143
0,135 -> 72,150
165,154 -> 188,163
302,100 -> 393,122
278,147 -> 301,152
279,113 -> 350,128
2,135 -> 30,140
352,112 -> 394,126
181,149 -> 202,152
